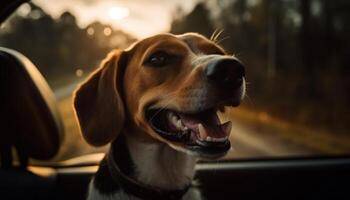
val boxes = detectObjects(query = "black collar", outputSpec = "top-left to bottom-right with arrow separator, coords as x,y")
106,135 -> 191,200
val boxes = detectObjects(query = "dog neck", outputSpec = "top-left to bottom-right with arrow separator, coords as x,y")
124,133 -> 197,190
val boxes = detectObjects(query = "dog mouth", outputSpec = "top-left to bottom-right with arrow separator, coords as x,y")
145,108 -> 232,158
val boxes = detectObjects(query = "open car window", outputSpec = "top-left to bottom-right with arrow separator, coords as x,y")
1,0 -> 349,164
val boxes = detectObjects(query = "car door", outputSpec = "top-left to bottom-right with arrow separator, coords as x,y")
1,1 -> 350,200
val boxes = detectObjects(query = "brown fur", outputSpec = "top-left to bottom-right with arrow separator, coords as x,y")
74,32 -> 237,149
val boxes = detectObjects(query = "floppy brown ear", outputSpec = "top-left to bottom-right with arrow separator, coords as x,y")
73,50 -> 127,146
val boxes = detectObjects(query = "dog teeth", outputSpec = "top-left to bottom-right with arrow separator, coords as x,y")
168,113 -> 178,124
206,136 -> 212,141
167,111 -> 187,130
176,120 -> 185,129
204,136 -> 228,142
211,136 -> 228,142
198,124 -> 208,140
198,123 -> 229,142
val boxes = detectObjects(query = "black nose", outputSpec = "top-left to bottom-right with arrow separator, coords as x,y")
205,58 -> 245,88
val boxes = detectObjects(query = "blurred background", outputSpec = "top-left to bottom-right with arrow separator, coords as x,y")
1,0 -> 350,161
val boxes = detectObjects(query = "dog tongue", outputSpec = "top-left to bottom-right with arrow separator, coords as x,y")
178,110 -> 232,140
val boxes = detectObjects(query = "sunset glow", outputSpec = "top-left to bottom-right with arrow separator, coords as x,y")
108,6 -> 129,20
33,0 -> 195,38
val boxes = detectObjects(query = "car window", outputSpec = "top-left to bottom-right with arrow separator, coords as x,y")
1,0 -> 349,162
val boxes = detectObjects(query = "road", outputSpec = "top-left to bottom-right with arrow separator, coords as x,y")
54,82 -> 345,161
54,80 -> 82,100
225,116 -> 317,159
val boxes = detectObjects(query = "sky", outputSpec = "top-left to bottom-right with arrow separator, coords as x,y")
32,0 -> 197,38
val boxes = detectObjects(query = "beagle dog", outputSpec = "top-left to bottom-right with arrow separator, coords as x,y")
73,32 -> 245,200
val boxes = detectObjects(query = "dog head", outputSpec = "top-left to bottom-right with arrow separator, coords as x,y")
74,33 -> 245,158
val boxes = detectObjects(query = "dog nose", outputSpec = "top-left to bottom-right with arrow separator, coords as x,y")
205,58 -> 245,88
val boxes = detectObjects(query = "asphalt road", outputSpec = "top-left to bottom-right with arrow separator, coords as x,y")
54,80 -> 82,100
53,82 -> 334,161
225,116 -> 318,159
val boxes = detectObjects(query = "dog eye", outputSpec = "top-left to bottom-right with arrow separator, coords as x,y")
145,51 -> 172,67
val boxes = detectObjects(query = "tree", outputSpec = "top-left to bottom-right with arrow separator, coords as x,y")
0,3 -> 135,82
170,3 -> 214,38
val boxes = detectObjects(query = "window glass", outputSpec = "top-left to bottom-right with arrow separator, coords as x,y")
1,0 -> 349,162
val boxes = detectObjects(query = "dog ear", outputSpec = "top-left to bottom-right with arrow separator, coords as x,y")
73,50 -> 128,146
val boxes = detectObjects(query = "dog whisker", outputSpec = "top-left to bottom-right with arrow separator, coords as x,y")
210,28 -> 225,43
245,93 -> 255,107
76,32 -> 244,199
210,29 -> 220,41
216,35 -> 230,45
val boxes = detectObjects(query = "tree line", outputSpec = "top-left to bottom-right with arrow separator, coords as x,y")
1,1 -> 349,133
0,3 -> 136,84
171,0 -> 350,133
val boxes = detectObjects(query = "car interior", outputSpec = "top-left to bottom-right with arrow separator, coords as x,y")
1,1 -> 350,200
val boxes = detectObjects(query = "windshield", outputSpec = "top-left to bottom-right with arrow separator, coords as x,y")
1,0 -> 349,163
